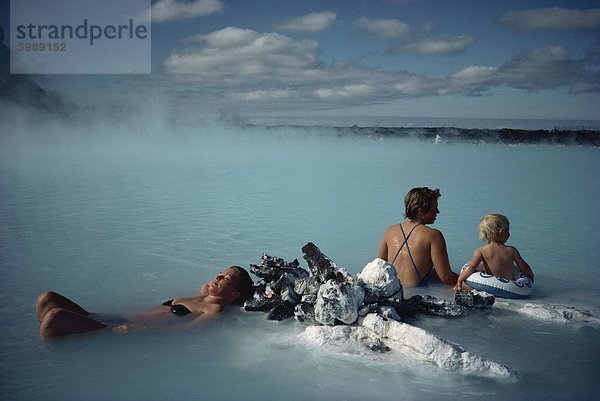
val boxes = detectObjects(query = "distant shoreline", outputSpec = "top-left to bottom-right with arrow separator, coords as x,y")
242,124 -> 600,147
237,115 -> 600,131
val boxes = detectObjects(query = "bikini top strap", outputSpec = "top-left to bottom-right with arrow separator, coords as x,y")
390,222 -> 421,264
402,224 -> 423,280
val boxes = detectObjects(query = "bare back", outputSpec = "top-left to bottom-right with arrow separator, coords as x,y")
378,222 -> 456,286
478,243 -> 519,280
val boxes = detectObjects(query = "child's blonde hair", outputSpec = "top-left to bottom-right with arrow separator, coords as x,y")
479,214 -> 510,243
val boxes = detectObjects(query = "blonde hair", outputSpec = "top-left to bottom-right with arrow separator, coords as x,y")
479,214 -> 510,243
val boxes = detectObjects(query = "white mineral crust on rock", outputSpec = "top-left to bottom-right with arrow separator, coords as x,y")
358,258 -> 401,298
361,314 -> 513,376
494,301 -> 600,327
299,314 -> 513,377
314,280 -> 364,325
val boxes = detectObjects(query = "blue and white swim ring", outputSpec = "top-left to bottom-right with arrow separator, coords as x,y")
463,263 -> 533,299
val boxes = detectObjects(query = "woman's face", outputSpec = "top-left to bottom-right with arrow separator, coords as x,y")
203,268 -> 241,302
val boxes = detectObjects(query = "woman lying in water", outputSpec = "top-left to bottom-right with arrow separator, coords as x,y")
35,266 -> 254,339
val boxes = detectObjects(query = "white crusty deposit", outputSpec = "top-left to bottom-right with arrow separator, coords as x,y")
300,313 -> 513,377
361,314 -> 513,376
494,301 -> 600,327
357,258 -> 402,298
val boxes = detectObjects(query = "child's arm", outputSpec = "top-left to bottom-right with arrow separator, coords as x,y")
512,247 -> 534,282
455,248 -> 484,290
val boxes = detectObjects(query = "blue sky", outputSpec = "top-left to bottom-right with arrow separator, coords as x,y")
2,0 -> 600,122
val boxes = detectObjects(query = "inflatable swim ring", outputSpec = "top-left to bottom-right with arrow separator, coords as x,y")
463,264 -> 533,299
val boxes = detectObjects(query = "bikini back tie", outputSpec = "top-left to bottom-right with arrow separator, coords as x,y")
391,223 -> 423,281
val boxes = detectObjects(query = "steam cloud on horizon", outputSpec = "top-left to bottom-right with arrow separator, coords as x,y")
0,24 -> 72,117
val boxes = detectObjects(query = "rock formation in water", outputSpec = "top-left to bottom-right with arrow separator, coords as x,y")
360,314 -> 512,376
314,279 -> 364,325
245,242 -> 514,375
357,258 -> 401,299
244,243 -> 490,323
455,289 -> 495,309
247,243 -> 366,323
493,301 -> 600,327
298,314 -> 512,376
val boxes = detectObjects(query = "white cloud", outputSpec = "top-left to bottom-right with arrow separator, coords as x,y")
163,27 -> 321,79
184,27 -> 261,48
355,17 -> 410,38
159,27 -> 600,110
450,66 -> 498,92
446,47 -> 599,95
162,27 -> 447,105
232,89 -> 295,101
149,0 -> 223,23
500,8 -> 600,32
314,84 -> 374,100
391,76 -> 444,96
450,47 -> 598,95
356,19 -> 474,55
275,11 -> 337,32
498,46 -> 581,91
569,80 -> 600,94
399,35 -> 475,55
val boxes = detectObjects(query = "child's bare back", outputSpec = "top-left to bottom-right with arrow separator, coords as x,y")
476,243 -> 521,280
455,214 -> 533,291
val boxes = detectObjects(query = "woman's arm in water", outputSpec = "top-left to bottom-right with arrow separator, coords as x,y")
455,249 -> 483,290
430,229 -> 458,285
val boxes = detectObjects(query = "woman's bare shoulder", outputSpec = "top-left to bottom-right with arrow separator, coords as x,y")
383,223 -> 401,235
420,225 -> 444,238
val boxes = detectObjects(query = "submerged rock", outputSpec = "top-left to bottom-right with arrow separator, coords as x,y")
357,333 -> 390,353
377,306 -> 402,322
455,289 -> 495,309
267,301 -> 296,321
399,295 -> 464,318
494,301 -> 600,327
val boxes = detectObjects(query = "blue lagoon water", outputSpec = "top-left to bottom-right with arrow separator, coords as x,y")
1,120 -> 599,400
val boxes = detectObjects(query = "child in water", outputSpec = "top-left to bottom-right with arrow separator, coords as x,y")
455,214 -> 534,291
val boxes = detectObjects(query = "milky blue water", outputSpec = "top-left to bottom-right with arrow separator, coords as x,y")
1,120 -> 599,400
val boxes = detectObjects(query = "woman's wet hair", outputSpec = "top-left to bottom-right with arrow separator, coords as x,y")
404,187 -> 441,220
229,266 -> 255,305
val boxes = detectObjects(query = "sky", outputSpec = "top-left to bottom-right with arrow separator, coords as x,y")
1,0 -> 600,124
